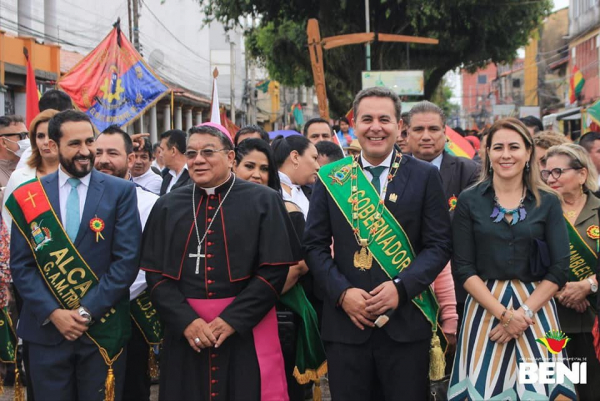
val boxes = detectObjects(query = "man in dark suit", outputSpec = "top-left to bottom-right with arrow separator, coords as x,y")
406,101 -> 479,348
159,129 -> 190,195
9,110 -> 141,400
304,87 -> 452,400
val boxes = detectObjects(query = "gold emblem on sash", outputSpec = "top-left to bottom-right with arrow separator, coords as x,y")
354,239 -> 373,270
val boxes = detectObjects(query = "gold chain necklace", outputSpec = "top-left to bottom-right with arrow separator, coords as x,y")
348,153 -> 402,270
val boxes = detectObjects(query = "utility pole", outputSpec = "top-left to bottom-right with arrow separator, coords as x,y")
132,0 -> 140,52
230,40 -> 236,125
365,0 -> 371,71
127,0 -> 133,43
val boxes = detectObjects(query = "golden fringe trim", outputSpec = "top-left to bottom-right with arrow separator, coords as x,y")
0,375 -> 3,395
292,361 -> 328,385
13,368 -> 24,401
148,347 -> 159,378
429,334 -> 446,381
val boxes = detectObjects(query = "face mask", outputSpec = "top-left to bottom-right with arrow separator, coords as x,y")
3,137 -> 31,158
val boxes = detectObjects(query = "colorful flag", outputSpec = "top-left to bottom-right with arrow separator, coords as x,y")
57,20 -> 168,132
25,50 -> 40,128
292,104 -> 304,127
210,70 -> 221,125
445,126 -> 475,159
569,65 -> 585,104
256,80 -> 271,93
583,100 -> 600,135
345,108 -> 354,128
219,109 -> 240,139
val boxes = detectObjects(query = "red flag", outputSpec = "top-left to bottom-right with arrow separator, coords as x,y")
220,109 -> 240,139
345,108 -> 354,128
25,51 -> 40,128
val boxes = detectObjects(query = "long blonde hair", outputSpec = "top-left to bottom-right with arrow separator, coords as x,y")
481,117 -> 554,206
27,109 -> 59,171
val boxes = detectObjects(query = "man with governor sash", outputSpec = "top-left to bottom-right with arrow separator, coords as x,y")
304,87 -> 452,400
7,110 -> 141,401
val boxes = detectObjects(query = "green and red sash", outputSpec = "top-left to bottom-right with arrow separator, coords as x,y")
565,218 -> 597,298
5,178 -> 130,401
319,157 -> 446,378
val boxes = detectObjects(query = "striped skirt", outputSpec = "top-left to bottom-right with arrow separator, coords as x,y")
448,280 -> 577,401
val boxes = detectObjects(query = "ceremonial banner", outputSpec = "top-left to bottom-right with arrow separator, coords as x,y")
25,50 -> 40,128
58,20 -> 168,132
569,65 -> 585,104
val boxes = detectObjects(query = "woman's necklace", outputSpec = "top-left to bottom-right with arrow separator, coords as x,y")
563,192 -> 586,221
190,175 -> 236,274
349,153 -> 402,270
490,187 -> 527,226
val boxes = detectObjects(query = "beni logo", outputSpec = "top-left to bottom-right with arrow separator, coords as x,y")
535,330 -> 570,354
518,331 -> 586,385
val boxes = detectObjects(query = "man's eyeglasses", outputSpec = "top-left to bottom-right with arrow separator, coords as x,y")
0,132 -> 28,140
184,148 -> 228,159
540,167 -> 581,181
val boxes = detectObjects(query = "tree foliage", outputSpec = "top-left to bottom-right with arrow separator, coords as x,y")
199,0 -> 552,116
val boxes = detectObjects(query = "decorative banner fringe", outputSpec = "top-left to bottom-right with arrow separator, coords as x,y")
429,334 -> 446,381
592,316 -> 600,363
13,368 -> 24,401
292,361 -> 328,385
148,347 -> 159,378
105,367 -> 115,401
0,375 -> 4,395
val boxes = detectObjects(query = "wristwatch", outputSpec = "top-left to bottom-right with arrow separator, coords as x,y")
521,304 -> 534,319
78,306 -> 93,326
587,277 -> 598,294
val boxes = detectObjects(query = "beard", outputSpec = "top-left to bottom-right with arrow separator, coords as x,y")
60,152 -> 95,178
95,161 -> 129,179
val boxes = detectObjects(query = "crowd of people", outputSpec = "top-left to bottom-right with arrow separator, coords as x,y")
1,86 -> 600,401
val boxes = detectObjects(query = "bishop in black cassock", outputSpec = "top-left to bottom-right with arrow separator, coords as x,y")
141,124 -> 301,401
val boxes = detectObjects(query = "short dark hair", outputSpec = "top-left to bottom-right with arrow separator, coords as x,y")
160,129 -> 187,154
316,140 -> 344,163
0,115 -> 25,127
408,101 -> 446,126
519,116 -> 543,133
152,142 -> 161,154
135,138 -> 153,159
235,138 -> 280,191
100,125 -> 134,154
48,110 -> 93,144
271,134 -> 312,168
339,117 -> 350,125
303,118 -> 331,137
188,126 -> 234,151
353,87 -> 402,121
580,131 -> 600,153
234,125 -> 269,145
39,90 -> 74,112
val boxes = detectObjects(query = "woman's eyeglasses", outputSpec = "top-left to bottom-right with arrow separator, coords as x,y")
540,167 -> 581,181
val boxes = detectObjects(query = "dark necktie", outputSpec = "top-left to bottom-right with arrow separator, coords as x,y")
365,166 -> 386,194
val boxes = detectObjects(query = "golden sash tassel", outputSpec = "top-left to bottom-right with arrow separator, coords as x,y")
148,347 -> 159,378
312,380 -> 322,401
104,366 -> 115,401
13,368 -> 24,401
429,334 -> 446,381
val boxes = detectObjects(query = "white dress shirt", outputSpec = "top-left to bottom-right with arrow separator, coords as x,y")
430,152 -> 444,170
58,166 -> 90,228
132,168 -> 162,195
166,164 -> 188,194
361,150 -> 394,200
129,186 -> 159,300
279,171 -> 310,219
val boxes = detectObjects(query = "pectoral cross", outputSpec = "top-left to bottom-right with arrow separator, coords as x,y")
189,245 -> 205,274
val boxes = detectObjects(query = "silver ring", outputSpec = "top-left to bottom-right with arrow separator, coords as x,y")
194,337 -> 200,344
